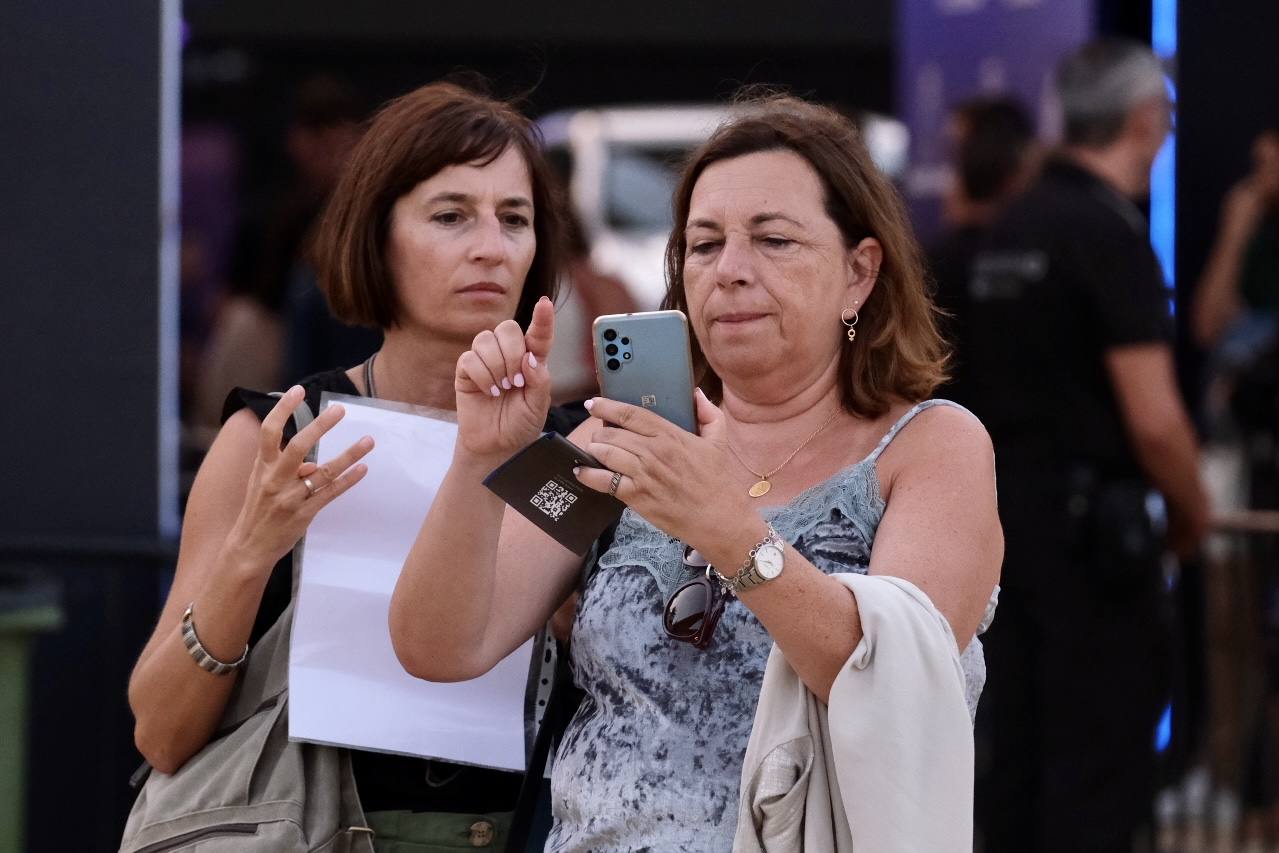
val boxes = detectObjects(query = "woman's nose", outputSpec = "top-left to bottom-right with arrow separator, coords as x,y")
469,215 -> 508,264
714,235 -> 754,287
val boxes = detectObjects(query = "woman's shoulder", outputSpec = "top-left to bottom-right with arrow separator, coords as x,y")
219,367 -> 359,428
866,399 -> 986,460
872,400 -> 994,494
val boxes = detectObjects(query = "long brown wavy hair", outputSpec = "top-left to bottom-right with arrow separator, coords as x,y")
663,94 -> 949,418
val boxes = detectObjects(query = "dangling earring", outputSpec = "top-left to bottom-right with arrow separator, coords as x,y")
840,304 -> 860,343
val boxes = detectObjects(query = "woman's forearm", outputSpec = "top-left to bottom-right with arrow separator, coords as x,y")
699,516 -> 862,703
127,543 -> 274,774
1194,190 -> 1263,346
1193,231 -> 1249,346
390,451 -> 509,681
748,559 -> 863,704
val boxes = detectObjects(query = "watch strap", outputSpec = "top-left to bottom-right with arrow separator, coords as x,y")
714,524 -> 784,594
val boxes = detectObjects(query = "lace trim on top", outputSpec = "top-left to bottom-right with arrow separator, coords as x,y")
598,399 -> 976,599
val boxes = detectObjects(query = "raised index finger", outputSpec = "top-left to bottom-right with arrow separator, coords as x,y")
523,296 -> 556,363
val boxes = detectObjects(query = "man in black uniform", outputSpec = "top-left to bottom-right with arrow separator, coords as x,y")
928,96 -> 1038,405
967,40 -> 1210,852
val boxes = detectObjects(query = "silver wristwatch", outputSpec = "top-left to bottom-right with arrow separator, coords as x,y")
714,524 -> 786,594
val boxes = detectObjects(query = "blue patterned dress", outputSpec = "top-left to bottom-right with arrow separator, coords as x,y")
545,400 -> 999,853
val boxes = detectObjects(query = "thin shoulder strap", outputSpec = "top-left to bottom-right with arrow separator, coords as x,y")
270,391 -> 317,459
865,399 -> 969,465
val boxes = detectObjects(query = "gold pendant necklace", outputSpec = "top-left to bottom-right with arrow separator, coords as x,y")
726,408 -> 840,498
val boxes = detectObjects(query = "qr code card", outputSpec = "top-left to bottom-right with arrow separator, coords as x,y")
530,480 -> 578,521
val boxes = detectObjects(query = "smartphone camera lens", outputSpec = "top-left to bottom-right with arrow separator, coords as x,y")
622,352 -> 632,360
606,357 -> 621,371
603,329 -> 617,342
621,337 -> 630,345
604,343 -> 618,356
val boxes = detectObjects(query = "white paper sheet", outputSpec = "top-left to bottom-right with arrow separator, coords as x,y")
288,393 -> 531,771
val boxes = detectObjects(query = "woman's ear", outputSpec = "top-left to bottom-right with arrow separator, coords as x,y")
846,237 -> 883,303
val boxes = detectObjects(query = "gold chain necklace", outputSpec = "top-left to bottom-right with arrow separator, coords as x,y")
725,408 -> 840,498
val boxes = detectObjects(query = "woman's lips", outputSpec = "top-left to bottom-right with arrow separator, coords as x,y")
458,282 -> 507,295
714,312 -> 768,324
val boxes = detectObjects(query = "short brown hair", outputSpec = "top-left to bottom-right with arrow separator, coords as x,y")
663,94 -> 948,418
314,81 -> 562,329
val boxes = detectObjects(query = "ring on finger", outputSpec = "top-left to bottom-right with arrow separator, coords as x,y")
302,476 -> 319,498
607,471 -> 623,496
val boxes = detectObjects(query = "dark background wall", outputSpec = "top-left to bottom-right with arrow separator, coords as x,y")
183,0 -> 892,47
1,3 -> 177,850
181,0 -> 896,198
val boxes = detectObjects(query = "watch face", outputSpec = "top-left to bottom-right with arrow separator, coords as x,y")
754,544 -> 785,580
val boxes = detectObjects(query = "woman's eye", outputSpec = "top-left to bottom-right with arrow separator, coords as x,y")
432,211 -> 464,226
688,240 -> 720,256
761,236 -> 793,249
502,214 -> 531,229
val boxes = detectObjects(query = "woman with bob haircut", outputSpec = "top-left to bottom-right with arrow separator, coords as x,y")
391,93 -> 1003,850
126,81 -> 577,849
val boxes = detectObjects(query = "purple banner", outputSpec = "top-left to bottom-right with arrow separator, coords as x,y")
897,0 -> 1094,240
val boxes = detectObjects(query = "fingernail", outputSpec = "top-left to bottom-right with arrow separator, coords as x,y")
528,353 -> 538,369
490,385 -> 501,397
572,466 -> 581,476
360,436 -> 374,448
291,385 -> 304,396
513,373 -> 525,388
501,377 -> 512,390
583,398 -> 594,411
539,295 -> 551,304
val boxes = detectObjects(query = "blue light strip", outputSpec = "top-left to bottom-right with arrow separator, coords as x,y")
1153,0 -> 1177,56
1155,702 -> 1173,752
1151,129 -> 1176,288
1149,0 -> 1177,296
1151,0 -> 1178,756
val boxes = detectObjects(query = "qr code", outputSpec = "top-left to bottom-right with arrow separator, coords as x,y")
531,480 -> 577,521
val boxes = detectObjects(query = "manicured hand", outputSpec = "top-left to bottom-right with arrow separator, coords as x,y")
454,296 -> 556,462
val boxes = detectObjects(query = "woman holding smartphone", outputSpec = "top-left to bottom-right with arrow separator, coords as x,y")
125,82 -> 581,850
391,94 -> 1002,851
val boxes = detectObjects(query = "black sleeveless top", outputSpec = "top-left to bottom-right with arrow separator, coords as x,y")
222,368 -> 588,812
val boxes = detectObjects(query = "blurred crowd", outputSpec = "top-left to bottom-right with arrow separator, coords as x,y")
173,51 -> 1279,853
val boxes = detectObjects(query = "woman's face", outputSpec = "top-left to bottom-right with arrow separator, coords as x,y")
682,149 -> 879,391
386,145 -> 536,343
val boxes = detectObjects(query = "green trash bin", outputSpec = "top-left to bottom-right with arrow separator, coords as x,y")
0,573 -> 63,853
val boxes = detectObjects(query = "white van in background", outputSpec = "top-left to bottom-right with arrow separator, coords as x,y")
538,104 -> 909,308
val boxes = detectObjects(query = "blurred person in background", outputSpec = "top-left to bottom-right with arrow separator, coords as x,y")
125,82 -> 577,852
1192,124 -> 1279,850
548,206 -> 640,402
1192,125 -> 1279,426
192,75 -> 370,443
965,40 -> 1210,852
391,94 -> 1002,852
928,96 -> 1038,406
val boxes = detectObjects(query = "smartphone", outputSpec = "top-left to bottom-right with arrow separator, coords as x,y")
592,310 -> 698,433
